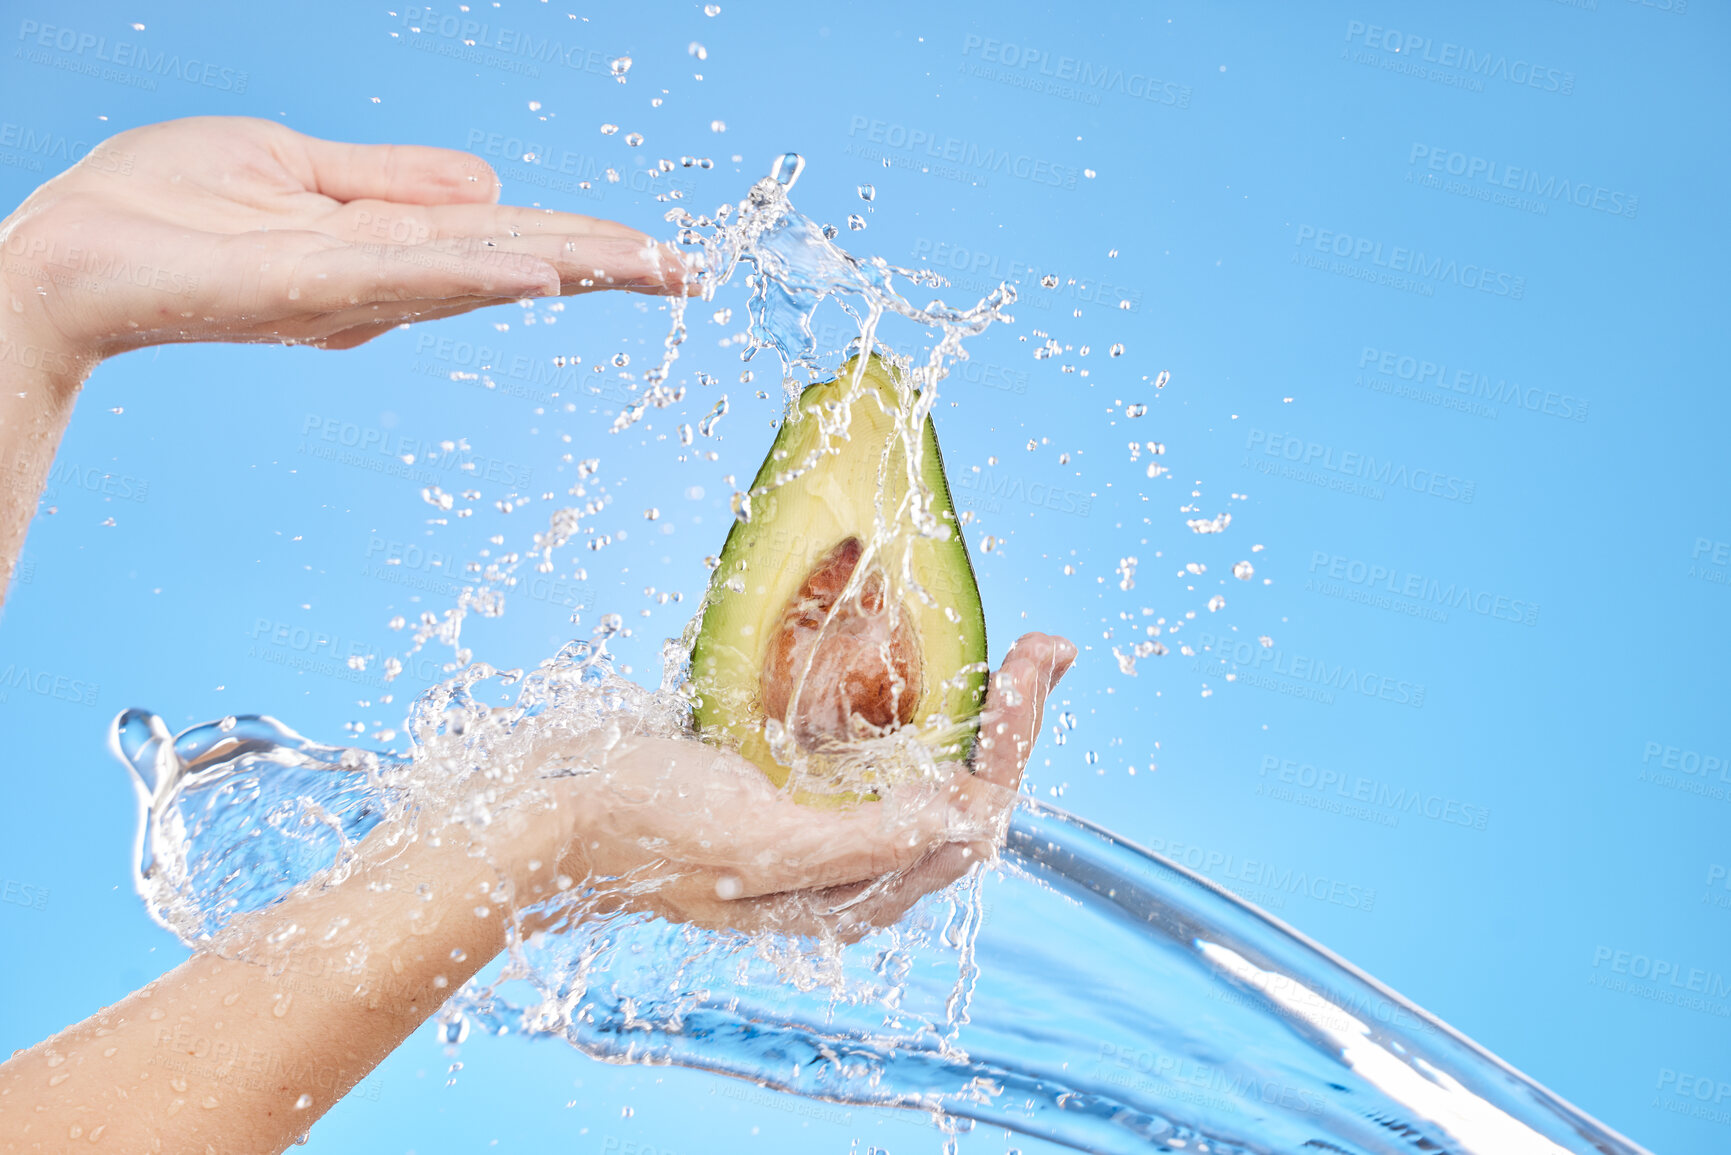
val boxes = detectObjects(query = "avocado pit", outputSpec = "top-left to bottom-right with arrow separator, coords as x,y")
760,536 -> 923,748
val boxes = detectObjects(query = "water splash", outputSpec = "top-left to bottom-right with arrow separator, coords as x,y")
672,151 -> 1013,392
109,158 -> 1653,1153
115,683 -> 1650,1154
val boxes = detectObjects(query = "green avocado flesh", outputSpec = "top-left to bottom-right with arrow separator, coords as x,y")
688,354 -> 987,795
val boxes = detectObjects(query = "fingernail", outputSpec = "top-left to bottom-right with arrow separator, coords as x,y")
1050,637 -> 1078,683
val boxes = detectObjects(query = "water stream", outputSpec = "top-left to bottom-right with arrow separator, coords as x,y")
114,694 -> 1649,1154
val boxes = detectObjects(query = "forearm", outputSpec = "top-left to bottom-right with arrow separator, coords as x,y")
0,264 -> 97,599
0,803 -> 572,1154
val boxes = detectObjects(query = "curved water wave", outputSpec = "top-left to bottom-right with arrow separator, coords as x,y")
115,705 -> 1649,1154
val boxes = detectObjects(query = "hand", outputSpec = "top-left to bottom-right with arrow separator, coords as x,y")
533,632 -> 1076,938
0,115 -> 688,359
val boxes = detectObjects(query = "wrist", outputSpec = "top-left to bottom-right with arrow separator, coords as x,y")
0,247 -> 100,393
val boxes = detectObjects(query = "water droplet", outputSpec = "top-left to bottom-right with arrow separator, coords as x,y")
711,307 -> 732,324
45,1054 -> 64,1068
769,152 -> 802,186
1259,635 -> 1274,648
610,55 -> 632,82
710,119 -> 727,133
1108,343 -> 1124,357
295,1093 -> 313,1110
1125,403 -> 1147,418
643,508 -> 660,520
704,2 -> 721,13
698,397 -> 729,437
980,534 -> 998,553
730,491 -> 752,522
600,123 -> 618,135
677,423 -> 694,446
1085,751 -> 1099,765
847,214 -> 866,230
48,1071 -> 70,1087
1155,370 -> 1171,388
202,1096 -> 220,1109
624,132 -> 644,147
688,41 -> 707,60
1040,274 -> 1059,288
272,994 -> 293,1019
612,352 -> 630,367
1207,595 -> 1226,612
622,1106 -> 635,1118
1233,560 -> 1255,580
857,183 -> 875,201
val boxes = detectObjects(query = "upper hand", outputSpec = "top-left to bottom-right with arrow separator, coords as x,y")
0,115 -> 688,360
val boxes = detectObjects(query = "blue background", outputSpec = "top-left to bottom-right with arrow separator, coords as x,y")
2,1 -> 1727,1151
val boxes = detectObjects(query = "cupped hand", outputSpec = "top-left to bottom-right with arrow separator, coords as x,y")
0,115 -> 688,359
539,632 -> 1076,938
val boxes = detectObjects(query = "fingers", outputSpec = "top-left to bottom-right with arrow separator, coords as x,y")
296,134 -> 503,206
238,232 -> 560,310
332,202 -> 694,297
973,632 -> 1078,791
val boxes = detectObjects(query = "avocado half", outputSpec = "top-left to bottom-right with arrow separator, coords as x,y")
688,353 -> 987,797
